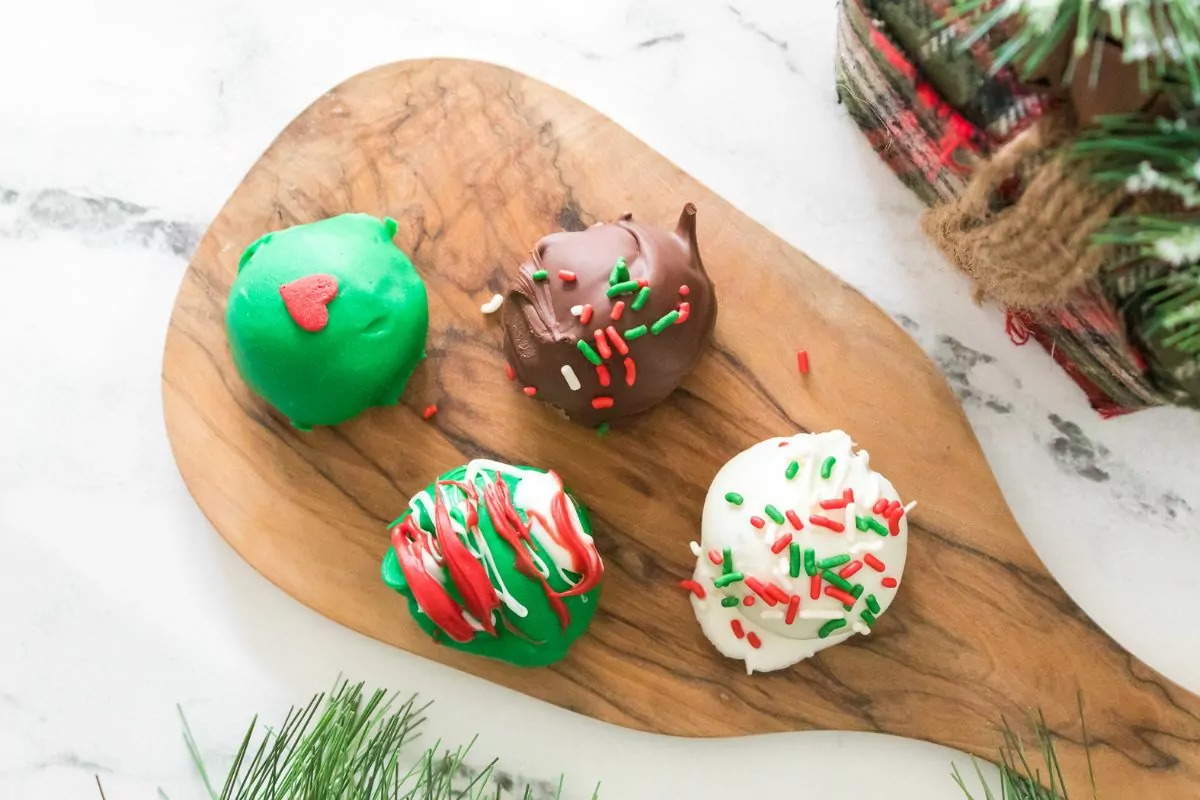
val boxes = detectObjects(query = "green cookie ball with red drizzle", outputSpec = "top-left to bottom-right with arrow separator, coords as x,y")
381,460 -> 604,667
225,213 -> 428,430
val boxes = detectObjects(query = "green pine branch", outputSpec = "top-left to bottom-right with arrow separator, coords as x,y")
950,0 -> 1200,102
170,680 -> 599,800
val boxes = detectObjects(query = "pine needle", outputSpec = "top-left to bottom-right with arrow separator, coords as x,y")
175,681 -> 593,800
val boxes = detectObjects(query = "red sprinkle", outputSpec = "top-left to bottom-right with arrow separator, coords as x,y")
839,560 -> 863,579
522,386 -> 537,396
810,574 -> 822,600
591,396 -> 614,409
421,404 -> 438,420
745,576 -> 777,606
558,270 -> 577,282
887,501 -> 902,517
679,284 -> 690,296
785,510 -> 804,530
594,329 -> 613,359
623,356 -> 637,386
872,498 -> 889,515
750,516 -> 766,529
809,515 -> 845,532
820,497 -> 849,510
708,550 -> 723,565
882,577 -> 899,589
637,278 -> 649,288
505,364 -> 516,381
731,619 -> 745,639
606,325 -> 630,355
825,586 -> 856,606
746,632 -> 762,649
676,301 -> 691,324
863,554 -> 886,572
797,350 -> 810,374
889,514 -> 901,536
766,583 -> 791,604
679,579 -> 705,599
844,488 -> 855,503
610,301 -> 626,321
595,365 -> 611,387
580,304 -> 593,325
743,594 -> 756,607
785,595 -> 800,624
770,533 -> 793,554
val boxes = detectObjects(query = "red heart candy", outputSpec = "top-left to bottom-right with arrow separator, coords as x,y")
279,274 -> 339,332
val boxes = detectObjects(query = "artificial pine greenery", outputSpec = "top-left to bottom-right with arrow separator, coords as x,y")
170,681 -> 598,800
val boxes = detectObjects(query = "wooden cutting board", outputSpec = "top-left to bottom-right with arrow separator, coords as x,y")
161,59 -> 1200,795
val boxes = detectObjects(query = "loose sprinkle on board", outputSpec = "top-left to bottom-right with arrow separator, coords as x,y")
504,364 -> 516,381
679,580 -> 705,599
818,618 -> 846,639
820,456 -> 836,479
725,492 -> 744,505
785,460 -> 799,480
651,310 -> 680,334
531,270 -> 548,281
797,350 -> 810,374
631,286 -> 652,311
480,293 -> 504,314
421,404 -> 438,420
561,365 -> 582,391
522,386 -> 537,397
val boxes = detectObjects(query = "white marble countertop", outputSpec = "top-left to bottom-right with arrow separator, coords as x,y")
3,1 -> 1199,798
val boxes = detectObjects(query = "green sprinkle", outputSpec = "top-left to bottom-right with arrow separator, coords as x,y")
789,543 -> 801,578
577,339 -> 603,365
822,570 -> 853,593
816,554 -> 851,570
820,456 -> 836,479
851,584 -> 864,599
860,610 -> 876,627
721,547 -> 733,575
623,324 -> 649,340
866,517 -> 890,537
866,594 -> 881,614
651,310 -> 680,334
818,619 -> 847,639
764,505 -> 785,525
596,422 -> 610,438
724,492 -> 744,506
607,280 -> 640,297
721,596 -> 739,608
631,286 -> 652,311
713,572 -> 744,588
531,269 -> 548,281
609,257 -> 629,285
855,516 -> 870,532
785,460 -> 799,480
803,548 -> 816,576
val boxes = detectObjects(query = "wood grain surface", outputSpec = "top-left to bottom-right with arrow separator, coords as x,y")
161,59 -> 1200,795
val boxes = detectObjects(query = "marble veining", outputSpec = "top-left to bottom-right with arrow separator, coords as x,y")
2,1 -> 1198,799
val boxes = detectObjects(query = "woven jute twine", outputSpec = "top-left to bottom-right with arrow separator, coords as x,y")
922,118 -> 1124,310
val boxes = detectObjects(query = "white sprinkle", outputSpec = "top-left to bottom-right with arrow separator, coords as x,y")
852,622 -> 871,635
561,365 -> 582,391
570,304 -> 584,317
480,293 -> 504,314
688,541 -> 701,557
800,609 -> 842,620
850,540 -> 885,555
903,500 -> 918,514
760,610 -> 784,620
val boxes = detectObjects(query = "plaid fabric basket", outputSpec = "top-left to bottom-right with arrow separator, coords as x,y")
835,0 -> 1199,416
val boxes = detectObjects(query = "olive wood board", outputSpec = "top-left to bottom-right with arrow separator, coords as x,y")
161,59 -> 1200,795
